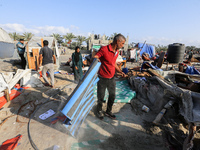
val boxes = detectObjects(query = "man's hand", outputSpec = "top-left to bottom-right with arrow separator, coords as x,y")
75,66 -> 78,70
121,72 -> 126,78
37,64 -> 42,71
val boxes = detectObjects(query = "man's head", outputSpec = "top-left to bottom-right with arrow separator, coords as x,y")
75,46 -> 80,53
113,34 -> 126,49
43,40 -> 49,46
20,39 -> 24,44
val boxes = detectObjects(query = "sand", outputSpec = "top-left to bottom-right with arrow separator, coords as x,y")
0,51 -> 199,150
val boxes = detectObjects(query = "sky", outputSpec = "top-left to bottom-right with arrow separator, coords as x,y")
1,0 -> 200,47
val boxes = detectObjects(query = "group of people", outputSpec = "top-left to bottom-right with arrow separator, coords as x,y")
72,34 -> 126,119
16,33 -> 127,120
16,39 -> 56,88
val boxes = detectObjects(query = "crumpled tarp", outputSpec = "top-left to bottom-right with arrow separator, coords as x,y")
0,134 -> 22,150
185,66 -> 200,75
129,75 -> 200,123
138,43 -> 155,58
141,62 -> 163,71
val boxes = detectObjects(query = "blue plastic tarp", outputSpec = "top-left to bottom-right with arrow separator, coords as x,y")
141,61 -> 163,71
185,66 -> 200,75
138,43 -> 155,58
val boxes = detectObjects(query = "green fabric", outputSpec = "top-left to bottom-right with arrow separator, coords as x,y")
94,80 -> 136,103
92,45 -> 101,50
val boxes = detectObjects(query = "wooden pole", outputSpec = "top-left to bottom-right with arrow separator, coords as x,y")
41,38 -> 43,47
4,88 -> 10,102
26,43 -> 30,69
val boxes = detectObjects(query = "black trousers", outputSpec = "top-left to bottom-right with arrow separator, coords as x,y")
19,53 -> 26,69
97,76 -> 116,113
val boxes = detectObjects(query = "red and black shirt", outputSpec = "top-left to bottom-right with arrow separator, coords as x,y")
96,44 -> 119,78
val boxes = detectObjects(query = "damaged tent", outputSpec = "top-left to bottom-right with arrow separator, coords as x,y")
129,70 -> 200,123
26,36 -> 60,70
138,43 -> 155,58
0,28 -> 15,59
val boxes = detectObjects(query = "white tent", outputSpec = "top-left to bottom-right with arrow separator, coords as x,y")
28,36 -> 60,69
0,28 -> 15,59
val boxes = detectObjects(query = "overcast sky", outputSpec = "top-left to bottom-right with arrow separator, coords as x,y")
1,0 -> 200,47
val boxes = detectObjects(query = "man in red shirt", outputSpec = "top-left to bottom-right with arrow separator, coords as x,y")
93,34 -> 126,120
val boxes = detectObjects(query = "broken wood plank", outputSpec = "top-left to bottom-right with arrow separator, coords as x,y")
147,68 -> 165,80
4,88 -> 10,102
157,52 -> 165,68
8,69 -> 31,90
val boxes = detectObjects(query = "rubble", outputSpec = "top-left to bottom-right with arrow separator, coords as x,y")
0,48 -> 200,150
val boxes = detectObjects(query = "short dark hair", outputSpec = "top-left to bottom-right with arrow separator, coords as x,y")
75,46 -> 80,51
20,39 -> 24,41
113,34 -> 126,42
43,40 -> 48,46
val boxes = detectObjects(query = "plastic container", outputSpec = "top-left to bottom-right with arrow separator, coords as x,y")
167,43 -> 185,63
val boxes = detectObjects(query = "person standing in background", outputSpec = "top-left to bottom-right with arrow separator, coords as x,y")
72,46 -> 84,83
16,39 -> 27,69
38,40 -> 56,88
188,49 -> 193,62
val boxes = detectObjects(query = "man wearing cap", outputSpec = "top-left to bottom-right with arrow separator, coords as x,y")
93,33 -> 126,120
16,39 -> 27,69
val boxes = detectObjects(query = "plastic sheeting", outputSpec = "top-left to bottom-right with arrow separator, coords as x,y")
61,59 -> 101,137
0,28 -> 15,58
0,28 -> 13,43
138,43 -> 155,58
129,75 -> 200,123
185,66 -> 200,75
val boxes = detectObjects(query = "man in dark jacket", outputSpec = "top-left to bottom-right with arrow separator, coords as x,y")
188,49 -> 193,62
16,39 -> 27,69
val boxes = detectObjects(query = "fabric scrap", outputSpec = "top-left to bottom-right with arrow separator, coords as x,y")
0,134 -> 22,150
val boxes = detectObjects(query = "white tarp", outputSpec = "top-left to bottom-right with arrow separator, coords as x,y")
0,74 -> 9,96
0,28 -> 15,58
20,71 -> 44,87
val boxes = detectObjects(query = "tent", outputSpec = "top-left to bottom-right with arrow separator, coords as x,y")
27,36 -> 60,70
138,43 -> 155,58
0,28 -> 15,59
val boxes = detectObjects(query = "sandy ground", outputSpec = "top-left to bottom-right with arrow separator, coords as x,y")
0,51 -> 200,150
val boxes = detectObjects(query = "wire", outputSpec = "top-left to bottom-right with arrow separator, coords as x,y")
27,84 -> 72,150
